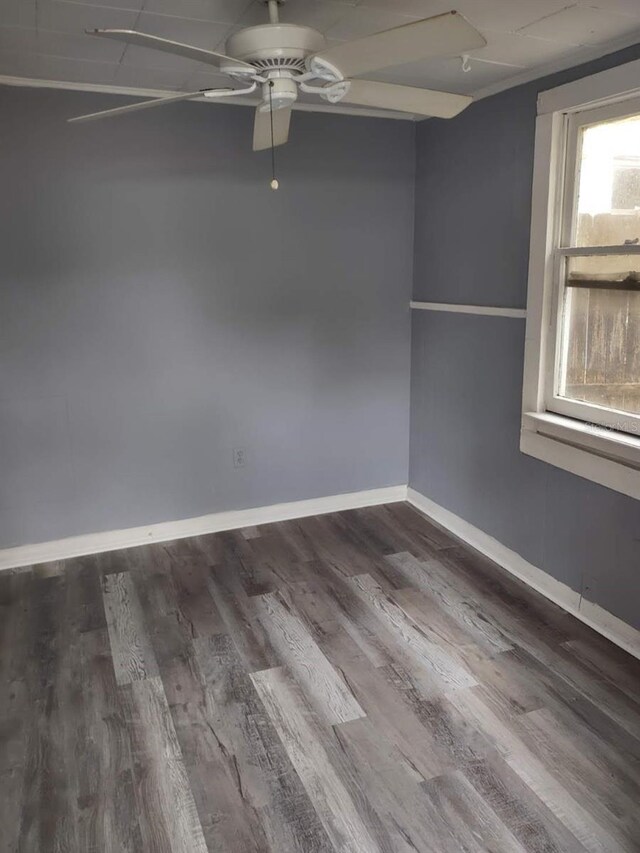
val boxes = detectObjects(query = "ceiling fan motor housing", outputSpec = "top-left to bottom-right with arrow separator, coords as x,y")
224,24 -> 325,72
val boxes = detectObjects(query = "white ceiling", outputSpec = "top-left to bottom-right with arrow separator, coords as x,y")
1,0 -> 640,115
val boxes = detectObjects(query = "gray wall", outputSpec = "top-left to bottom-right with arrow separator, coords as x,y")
410,45 -> 640,630
1,86 -> 414,547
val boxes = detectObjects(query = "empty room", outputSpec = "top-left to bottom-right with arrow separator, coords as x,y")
1,0 -> 640,850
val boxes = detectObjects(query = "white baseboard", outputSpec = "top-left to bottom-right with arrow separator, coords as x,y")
0,485 -> 408,571
4,481 -> 637,660
407,487 -> 640,661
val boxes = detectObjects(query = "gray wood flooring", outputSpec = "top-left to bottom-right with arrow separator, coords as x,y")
1,502 -> 639,852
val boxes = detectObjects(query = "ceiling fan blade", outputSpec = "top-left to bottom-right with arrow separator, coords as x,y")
67,88 -> 228,124
88,29 -> 255,73
310,11 -> 485,78
342,79 -> 471,118
253,106 -> 292,152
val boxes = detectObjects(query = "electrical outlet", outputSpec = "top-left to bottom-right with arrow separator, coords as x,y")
233,447 -> 246,468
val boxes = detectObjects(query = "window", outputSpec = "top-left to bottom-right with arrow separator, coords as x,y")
522,60 -> 640,500
552,102 -> 640,431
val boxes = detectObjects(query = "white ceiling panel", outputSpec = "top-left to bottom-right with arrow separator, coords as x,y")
236,0 -> 353,32
0,49 -> 27,75
37,28 -> 129,61
112,61 -> 193,89
471,30 -> 593,68
0,49 -> 117,83
1,0 -> 639,116
357,0 -> 571,31
370,53 -> 528,94
1,0 -> 37,29
118,14 -> 231,71
0,26 -> 39,54
458,0 -> 574,32
142,0 -> 252,24
325,7 -> 420,41
181,66 -> 234,90
596,0 -> 640,17
119,44 -> 205,72
35,1 -> 140,35
32,52 -> 118,83
58,0 -> 145,8
127,12 -> 231,47
519,5 -> 640,45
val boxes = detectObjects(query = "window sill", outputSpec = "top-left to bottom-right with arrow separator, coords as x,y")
521,412 -> 640,500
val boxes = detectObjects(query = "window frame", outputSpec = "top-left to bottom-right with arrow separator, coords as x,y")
521,59 -> 640,501
545,96 -> 640,434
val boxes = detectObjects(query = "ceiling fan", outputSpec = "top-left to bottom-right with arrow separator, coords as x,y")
68,0 -> 486,152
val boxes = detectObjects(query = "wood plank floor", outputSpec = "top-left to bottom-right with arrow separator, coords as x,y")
1,502 -> 639,852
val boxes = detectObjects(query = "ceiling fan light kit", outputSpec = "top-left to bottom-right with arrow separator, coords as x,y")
258,77 -> 297,111
69,2 -> 486,157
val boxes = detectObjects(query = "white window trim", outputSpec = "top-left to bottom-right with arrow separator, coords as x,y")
521,58 -> 640,501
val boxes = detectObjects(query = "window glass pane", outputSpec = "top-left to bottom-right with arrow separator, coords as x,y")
567,253 -> 640,288
574,112 -> 640,247
559,256 -> 640,418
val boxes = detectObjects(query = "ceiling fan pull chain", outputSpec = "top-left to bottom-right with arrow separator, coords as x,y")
268,81 -> 279,190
